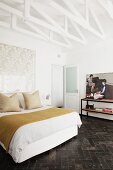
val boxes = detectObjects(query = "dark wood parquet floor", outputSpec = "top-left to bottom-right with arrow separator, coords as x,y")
0,116 -> 113,170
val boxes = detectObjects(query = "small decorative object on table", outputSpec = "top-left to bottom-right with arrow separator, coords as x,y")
86,104 -> 94,109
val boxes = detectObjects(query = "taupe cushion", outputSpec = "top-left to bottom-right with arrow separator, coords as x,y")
0,93 -> 20,112
23,91 -> 42,109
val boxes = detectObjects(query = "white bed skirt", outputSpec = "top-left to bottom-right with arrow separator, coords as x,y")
16,125 -> 78,163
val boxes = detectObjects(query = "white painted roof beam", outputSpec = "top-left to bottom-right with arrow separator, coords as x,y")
89,8 -> 105,38
0,1 -> 86,44
50,0 -> 88,29
24,0 -> 31,18
98,0 -> 113,19
0,2 -> 62,35
70,21 -> 87,43
50,0 -> 104,39
31,3 -> 86,44
62,0 -> 85,21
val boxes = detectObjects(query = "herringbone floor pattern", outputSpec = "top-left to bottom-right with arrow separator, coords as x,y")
0,116 -> 113,170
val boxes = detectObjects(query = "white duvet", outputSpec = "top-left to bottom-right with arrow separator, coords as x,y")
0,106 -> 82,162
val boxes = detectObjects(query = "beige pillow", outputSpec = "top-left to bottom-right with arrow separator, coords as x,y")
0,93 -> 20,112
23,91 -> 42,109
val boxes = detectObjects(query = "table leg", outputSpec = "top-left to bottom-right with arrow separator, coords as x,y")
81,99 -> 82,119
87,100 -> 89,117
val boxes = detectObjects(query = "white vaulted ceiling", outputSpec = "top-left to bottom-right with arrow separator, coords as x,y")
0,0 -> 113,48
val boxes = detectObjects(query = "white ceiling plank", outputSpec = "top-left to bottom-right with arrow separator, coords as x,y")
0,20 -> 10,28
63,36 -> 72,48
70,21 -> 87,44
98,0 -> 113,19
49,31 -> 71,48
89,8 -> 105,38
0,2 -> 23,17
14,25 -> 48,41
50,38 -> 72,48
62,0 -> 85,21
25,22 -> 49,39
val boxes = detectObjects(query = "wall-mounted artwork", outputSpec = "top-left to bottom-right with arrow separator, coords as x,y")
0,43 -> 36,92
86,72 -> 113,100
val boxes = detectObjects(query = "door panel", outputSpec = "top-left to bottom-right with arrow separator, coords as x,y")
64,65 -> 79,111
51,65 -> 63,107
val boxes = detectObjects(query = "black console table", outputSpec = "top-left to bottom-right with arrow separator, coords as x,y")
81,98 -> 113,119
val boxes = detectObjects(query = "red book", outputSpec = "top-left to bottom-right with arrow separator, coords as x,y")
103,108 -> 113,112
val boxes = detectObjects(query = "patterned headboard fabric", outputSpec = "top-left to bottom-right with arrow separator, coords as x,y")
0,43 -> 36,92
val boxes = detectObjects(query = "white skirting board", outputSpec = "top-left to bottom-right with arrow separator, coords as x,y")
16,125 -> 78,163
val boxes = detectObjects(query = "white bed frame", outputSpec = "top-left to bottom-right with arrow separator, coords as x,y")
15,125 -> 78,163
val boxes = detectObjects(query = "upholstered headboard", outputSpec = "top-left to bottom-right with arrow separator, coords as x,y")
0,43 -> 36,92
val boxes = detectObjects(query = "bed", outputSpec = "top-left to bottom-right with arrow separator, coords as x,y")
0,106 -> 82,163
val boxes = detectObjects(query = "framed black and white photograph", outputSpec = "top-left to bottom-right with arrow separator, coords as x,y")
86,72 -> 113,100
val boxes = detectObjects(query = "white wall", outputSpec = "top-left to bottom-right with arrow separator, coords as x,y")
0,27 -> 66,103
65,16 -> 113,120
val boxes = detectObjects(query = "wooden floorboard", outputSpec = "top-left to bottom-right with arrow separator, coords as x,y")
0,116 -> 113,170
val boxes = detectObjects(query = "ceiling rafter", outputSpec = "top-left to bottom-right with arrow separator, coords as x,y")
88,8 -> 105,38
49,31 -> 72,48
0,1 -> 72,47
0,0 -> 108,47
0,2 -> 23,17
62,0 -> 85,21
70,21 -> 86,43
31,2 -> 86,44
50,0 -> 88,29
0,1 -> 80,46
0,2 -> 58,33
50,0 -> 105,39
10,14 -> 47,41
98,0 -> 113,19
24,0 -> 31,18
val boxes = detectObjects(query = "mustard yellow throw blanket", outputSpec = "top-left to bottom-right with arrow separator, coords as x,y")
0,108 -> 74,151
